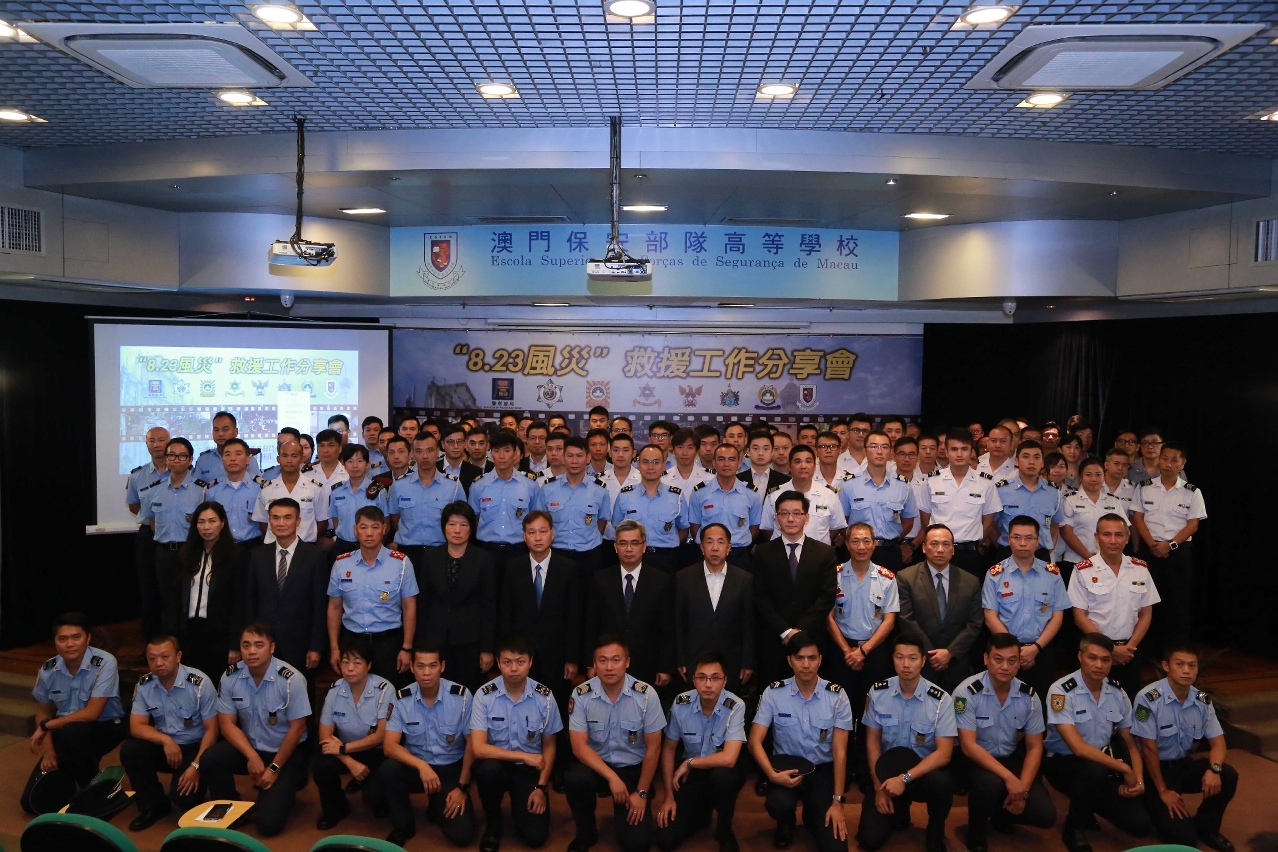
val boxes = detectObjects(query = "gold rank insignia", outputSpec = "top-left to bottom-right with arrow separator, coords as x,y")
1040,601 -> 1049,613
584,514 -> 593,524
380,591 -> 390,602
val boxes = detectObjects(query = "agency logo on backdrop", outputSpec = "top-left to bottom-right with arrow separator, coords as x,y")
536,378 -> 563,408
798,384 -> 818,410
586,380 -> 611,409
755,385 -> 780,411
679,385 -> 703,409
633,384 -> 661,407
419,232 -> 465,291
720,386 -> 740,408
492,378 -> 515,401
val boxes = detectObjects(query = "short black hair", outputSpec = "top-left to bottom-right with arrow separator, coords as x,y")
441,500 -> 477,532
212,410 -> 237,426
774,490 -> 810,513
490,432 -> 519,452
586,427 -> 612,444
892,635 -> 924,654
881,415 -> 906,430
167,437 -> 194,457
784,630 -> 819,657
316,428 -> 342,446
1162,440 -> 1188,459
563,435 -> 588,453
496,635 -> 536,659
441,423 -> 467,441
593,633 -> 629,656
354,505 -> 386,525
588,405 -> 610,419
692,651 -> 726,675
361,416 -> 384,430
609,432 -> 634,447
241,620 -> 275,642
327,414 -> 350,429
923,523 -> 954,542
985,633 -> 1021,653
671,428 -> 697,447
526,421 -> 549,437
52,612 -> 92,637
341,444 -> 370,463
268,497 -> 301,516
1008,514 -> 1041,535
1161,640 -> 1200,662
611,416 -> 632,430
339,633 -> 375,663
384,435 -> 411,454
1016,439 -> 1043,456
221,437 -> 251,456
278,427 -> 301,440
412,641 -> 443,663
1079,632 -> 1115,653
894,436 -> 918,452
747,429 -> 774,446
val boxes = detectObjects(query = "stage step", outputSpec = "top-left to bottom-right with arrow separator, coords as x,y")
1219,689 -> 1278,760
0,696 -> 33,737
0,669 -> 32,704
1218,689 -> 1278,725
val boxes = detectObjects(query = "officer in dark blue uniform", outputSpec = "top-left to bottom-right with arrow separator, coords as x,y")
120,635 -> 219,831
201,622 -> 313,838
379,642 -> 476,848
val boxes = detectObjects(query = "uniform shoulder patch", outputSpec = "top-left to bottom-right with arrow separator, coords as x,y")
872,680 -> 890,690
967,681 -> 982,695
768,680 -> 786,690
1076,558 -> 1093,570
143,479 -> 163,491
927,469 -> 940,477
1046,563 -> 1060,574
301,463 -> 314,472
449,683 -> 466,695
42,657 -> 57,671
693,481 -> 708,491
825,682 -> 842,693
253,475 -> 268,487
723,696 -> 737,709
194,479 -> 213,488
226,663 -> 239,676
397,686 -> 413,699
744,481 -> 758,492
675,693 -> 692,705
897,474 -> 909,483
278,665 -> 294,679
1137,479 -> 1153,488
481,683 -> 498,695
524,471 -> 538,480
1198,690 -> 1211,706
130,464 -> 144,474
876,566 -> 895,580
544,475 -> 558,484
137,673 -> 154,684
927,685 -> 945,700
633,681 -> 650,693
767,483 -> 784,494
535,683 -> 552,696
91,655 -> 104,668
331,481 -> 343,490
1145,687 -> 1162,702
390,550 -> 407,560
1184,482 -> 1197,492
335,551 -> 353,561
574,682 -> 592,696
444,473 -> 459,482
1061,677 -> 1078,692
593,477 -> 606,488
1131,557 -> 1148,567
989,563 -> 1003,576
187,672 -> 204,686
376,680 -> 390,691
1019,683 -> 1034,695
667,485 -> 682,495
249,447 -> 261,456
978,471 -> 993,480
620,484 -> 634,493
995,479 -> 1009,487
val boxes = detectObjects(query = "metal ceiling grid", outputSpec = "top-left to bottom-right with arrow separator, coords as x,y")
0,0 -> 1275,154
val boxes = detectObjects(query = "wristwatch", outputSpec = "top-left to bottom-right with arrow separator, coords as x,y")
637,789 -> 648,799
401,646 -> 413,654
832,795 -> 846,803
38,720 -> 49,732
457,782 -> 472,793
339,743 -> 347,755
1169,541 -> 1179,551
1209,763 -> 1223,774
267,762 -> 281,774
1032,641 -> 1043,652
534,783 -> 549,793
901,772 -> 914,785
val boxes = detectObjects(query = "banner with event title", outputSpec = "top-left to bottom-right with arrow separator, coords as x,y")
392,329 -> 920,433
390,224 -> 898,299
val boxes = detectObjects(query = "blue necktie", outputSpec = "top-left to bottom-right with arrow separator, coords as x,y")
624,573 -> 635,614
787,542 -> 799,581
534,564 -> 544,608
935,572 -> 947,620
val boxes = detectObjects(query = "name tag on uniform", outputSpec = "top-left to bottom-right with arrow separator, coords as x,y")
628,731 -> 638,744
915,732 -> 926,745
268,712 -> 278,725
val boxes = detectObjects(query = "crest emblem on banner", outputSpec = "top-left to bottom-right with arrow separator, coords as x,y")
493,378 -> 514,401
633,384 -> 661,407
755,384 -> 781,411
536,379 -> 563,408
252,380 -> 269,397
419,232 -> 465,290
325,380 -> 338,397
679,385 -> 703,409
720,386 -> 740,408
798,384 -> 818,410
586,381 -> 611,409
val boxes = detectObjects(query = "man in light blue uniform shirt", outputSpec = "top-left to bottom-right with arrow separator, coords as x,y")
470,635 -> 563,852
688,444 -> 761,570
858,636 -> 957,852
468,433 -> 544,564
379,643 -> 476,848
566,635 -> 667,852
656,651 -> 746,852
120,635 -> 220,830
982,515 -> 1071,698
22,613 -> 127,814
613,444 -> 688,576
1132,643 -> 1236,852
390,431 -> 464,573
194,411 -> 262,483
140,437 -> 209,618
838,431 -> 918,571
329,443 -> 391,556
953,634 -> 1056,852
750,631 -> 853,852
203,438 -> 265,549
993,441 -> 1060,562
201,622 -> 313,837
541,435 -> 610,578
1043,633 -> 1153,852
128,426 -> 171,640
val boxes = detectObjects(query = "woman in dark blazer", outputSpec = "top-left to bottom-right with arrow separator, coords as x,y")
165,500 -> 246,687
415,501 -> 496,691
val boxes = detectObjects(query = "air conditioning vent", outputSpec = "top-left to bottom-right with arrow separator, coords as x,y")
0,206 -> 42,254
473,215 -> 572,225
19,22 -> 314,88
965,24 -> 1263,91
1255,218 -> 1278,264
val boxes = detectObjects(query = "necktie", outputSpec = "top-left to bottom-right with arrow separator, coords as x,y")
787,542 -> 799,581
277,548 -> 289,591
533,564 -> 544,608
935,572 -> 947,619
624,573 -> 635,614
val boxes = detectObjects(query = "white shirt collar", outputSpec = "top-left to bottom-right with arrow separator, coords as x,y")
276,538 -> 299,559
620,563 -> 643,583
927,562 -> 950,581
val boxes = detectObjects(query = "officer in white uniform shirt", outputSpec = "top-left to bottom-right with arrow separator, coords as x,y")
976,426 -> 1016,483
759,445 -> 846,546
1059,459 -> 1129,569
916,433 -> 1001,577
252,440 -> 330,543
307,429 -> 351,491
1067,514 -> 1159,697
601,434 -> 643,552
836,415 -> 872,479
1101,448 -> 1137,517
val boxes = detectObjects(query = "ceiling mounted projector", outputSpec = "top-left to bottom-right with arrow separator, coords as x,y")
965,23 -> 1263,91
588,116 -> 653,283
19,22 -> 313,88
270,116 -> 337,269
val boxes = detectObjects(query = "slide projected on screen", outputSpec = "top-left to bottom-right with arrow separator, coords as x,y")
94,322 -> 389,530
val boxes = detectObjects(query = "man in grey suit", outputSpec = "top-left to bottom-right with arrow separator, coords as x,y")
674,522 -> 755,693
896,524 -> 984,691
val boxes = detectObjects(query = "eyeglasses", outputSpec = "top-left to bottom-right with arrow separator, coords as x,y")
816,443 -> 840,450
849,427 -> 870,434
896,451 -> 919,458
1115,438 -> 1137,445
776,511 -> 807,519
866,443 -> 891,450
693,674 -> 725,684
165,453 -> 190,461
1141,440 -> 1164,447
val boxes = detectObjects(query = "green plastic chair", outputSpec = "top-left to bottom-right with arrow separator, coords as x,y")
312,835 -> 408,852
160,826 -> 273,852
20,812 -> 140,852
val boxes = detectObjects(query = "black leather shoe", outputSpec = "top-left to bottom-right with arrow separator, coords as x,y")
567,830 -> 598,852
481,829 -> 503,852
1199,831 -> 1235,852
1061,824 -> 1092,852
965,838 -> 987,852
344,777 -> 364,793
925,834 -> 947,852
317,804 -> 350,830
755,777 -> 769,796
386,827 -> 417,848
129,803 -> 172,832
718,830 -> 740,852
773,821 -> 794,850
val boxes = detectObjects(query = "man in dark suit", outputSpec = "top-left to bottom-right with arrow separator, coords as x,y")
497,509 -> 580,784
674,522 -> 755,693
244,497 -> 329,679
738,429 -> 792,497
896,523 -> 984,691
583,520 -> 674,687
437,424 -> 485,496
752,490 -> 838,684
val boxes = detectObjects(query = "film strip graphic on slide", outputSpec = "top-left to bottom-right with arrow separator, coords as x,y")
121,404 -> 360,443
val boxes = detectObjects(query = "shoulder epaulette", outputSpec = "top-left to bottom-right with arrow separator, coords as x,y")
187,672 -> 204,686
1048,481 -> 1061,490
574,682 -> 592,696
450,683 -> 466,695
444,473 -> 459,482
995,478 -> 1009,487
194,479 -> 212,488
274,664 -> 295,680
927,469 -> 940,477
252,475 -> 268,487
390,550 -> 407,560
744,481 -> 758,492
1131,557 -> 1148,567
91,655 -> 104,667
131,464 -> 144,474
989,563 -> 1003,576
1137,479 -> 1153,488
1184,482 -> 1197,491
397,686 -> 413,699
481,683 -> 498,695
1061,677 -> 1078,692
876,566 -> 895,579
767,483 -> 784,494
967,681 -> 981,695
143,479 -> 163,491
872,680 -> 890,690
825,682 -> 842,692
593,477 -> 606,488
768,680 -> 786,690
1046,562 -> 1060,574
667,485 -> 681,495
1019,683 -> 1034,695
41,657 -> 57,671
249,447 -> 261,456
199,448 -> 215,456
226,663 -> 239,676
897,474 -> 908,483
376,680 -> 389,691
620,484 -> 634,493
331,481 -> 343,490
723,696 -> 737,709
633,681 -> 649,693
301,463 -> 314,472
675,692 -> 692,705
1076,558 -> 1093,570
979,471 -> 993,480
1198,690 -> 1212,706
335,551 -> 353,561
524,471 -> 538,480
927,685 -> 945,700
543,475 -> 558,484
328,681 -> 342,690
693,481 -> 707,491
535,683 -> 552,696
137,673 -> 154,684
1144,687 -> 1162,702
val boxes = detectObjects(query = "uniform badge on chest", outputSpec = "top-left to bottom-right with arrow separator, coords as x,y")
628,731 -> 639,745
515,508 -> 525,519
380,591 -> 390,602
915,732 -> 926,745
268,712 -> 279,726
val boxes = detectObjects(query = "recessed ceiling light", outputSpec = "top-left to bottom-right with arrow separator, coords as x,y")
621,204 -> 667,212
605,0 -> 655,18
0,109 -> 43,123
633,173 -> 647,179
217,90 -> 266,106
719,303 -> 755,308
477,82 -> 518,98
0,20 -> 15,38
885,178 -> 897,185
1017,91 -> 1067,108
904,212 -> 950,220
1261,111 -> 1278,121
534,302 -> 571,307
253,3 -> 303,24
959,4 -> 1017,25
757,83 -> 797,97
340,207 -> 386,215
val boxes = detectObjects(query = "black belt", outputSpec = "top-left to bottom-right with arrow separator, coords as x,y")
159,542 -> 183,550
954,541 -> 980,551
346,626 -> 401,639
874,538 -> 901,545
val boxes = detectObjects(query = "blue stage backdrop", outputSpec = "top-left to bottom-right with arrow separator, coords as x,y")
392,329 -> 922,435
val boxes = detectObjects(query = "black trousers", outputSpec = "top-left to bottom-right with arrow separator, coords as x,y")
856,759 -> 953,851
474,759 -> 551,847
1146,544 -> 1194,646
119,738 -> 206,813
1013,638 -> 1057,701
530,657 -> 574,776
136,525 -> 162,640
727,546 -> 753,572
329,537 -> 360,566
154,544 -> 183,633
1143,757 -> 1237,845
565,761 -> 653,852
960,752 -> 1056,842
441,642 -> 487,693
655,765 -> 743,850
766,761 -> 847,852
644,546 -> 683,576
1043,753 -> 1153,837
1108,646 -> 1147,700
559,547 -> 604,613
21,718 -> 128,811
825,641 -> 891,788
200,740 -> 312,837
950,545 -> 987,578
339,625 -> 406,688
312,749 -> 387,820
379,756 -> 476,844
872,543 -> 903,573
237,536 -> 265,555
179,617 -> 231,690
